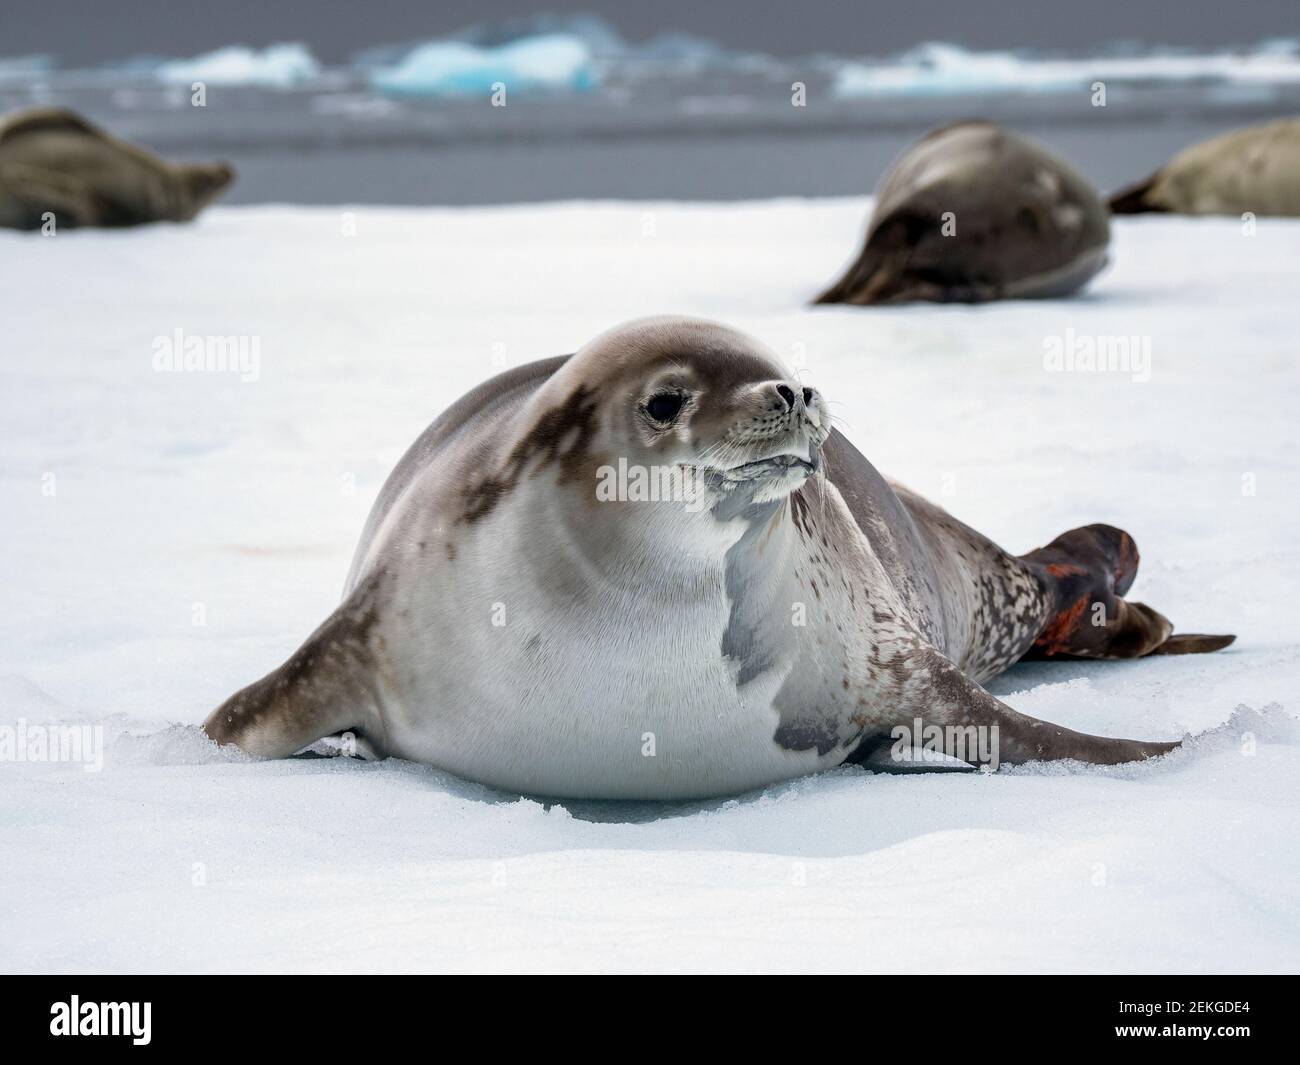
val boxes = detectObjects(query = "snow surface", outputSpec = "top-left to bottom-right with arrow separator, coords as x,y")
1,200 -> 1297,973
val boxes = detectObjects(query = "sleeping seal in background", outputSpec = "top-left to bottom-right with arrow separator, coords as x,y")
1109,117 -> 1300,217
0,107 -> 234,231
815,121 -> 1111,305
204,317 -> 1232,800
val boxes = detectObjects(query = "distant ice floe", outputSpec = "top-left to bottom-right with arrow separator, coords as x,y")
368,33 -> 596,97
357,14 -> 762,95
4,23 -> 1300,100
833,39 -> 1300,97
0,54 -> 53,83
154,43 -> 321,88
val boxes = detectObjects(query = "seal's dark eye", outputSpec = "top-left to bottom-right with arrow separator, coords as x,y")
644,393 -> 684,424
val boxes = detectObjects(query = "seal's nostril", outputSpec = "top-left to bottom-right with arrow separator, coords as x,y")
775,384 -> 795,409
802,387 -> 815,407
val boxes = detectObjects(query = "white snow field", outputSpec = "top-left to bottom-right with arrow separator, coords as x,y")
1,200 -> 1297,974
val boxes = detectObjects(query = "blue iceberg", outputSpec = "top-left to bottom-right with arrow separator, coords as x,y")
369,33 -> 596,97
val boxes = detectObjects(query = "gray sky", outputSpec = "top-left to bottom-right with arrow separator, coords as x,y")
2,1 -> 1297,65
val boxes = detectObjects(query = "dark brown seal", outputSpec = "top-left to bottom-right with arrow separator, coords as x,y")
0,107 -> 234,230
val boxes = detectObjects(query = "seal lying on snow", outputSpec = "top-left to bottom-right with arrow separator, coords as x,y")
205,318 -> 1232,799
0,107 -> 234,230
1109,117 -> 1300,217
816,121 -> 1110,305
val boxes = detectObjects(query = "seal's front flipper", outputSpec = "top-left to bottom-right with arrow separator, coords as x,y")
1107,175 -> 1163,214
873,645 -> 1178,769
203,577 -> 388,759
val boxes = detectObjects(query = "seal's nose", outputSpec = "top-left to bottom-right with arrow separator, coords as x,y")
775,384 -> 796,410
802,387 -> 816,407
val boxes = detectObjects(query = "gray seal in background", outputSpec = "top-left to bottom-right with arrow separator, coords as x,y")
816,121 -> 1111,305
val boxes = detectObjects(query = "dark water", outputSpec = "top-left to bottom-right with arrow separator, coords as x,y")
214,119 -> 1283,206
4,76 -> 1298,204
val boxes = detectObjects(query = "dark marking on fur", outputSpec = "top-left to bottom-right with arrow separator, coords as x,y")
460,385 -> 599,524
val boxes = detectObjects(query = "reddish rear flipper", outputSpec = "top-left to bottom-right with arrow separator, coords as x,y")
1020,523 -> 1235,660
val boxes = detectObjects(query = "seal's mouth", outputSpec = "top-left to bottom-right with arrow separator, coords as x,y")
721,452 -> 818,483
700,440 -> 824,494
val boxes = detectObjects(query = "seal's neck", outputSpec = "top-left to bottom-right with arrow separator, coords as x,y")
715,494 -> 812,675
537,480 -> 804,605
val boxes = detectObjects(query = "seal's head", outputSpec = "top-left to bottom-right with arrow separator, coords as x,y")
537,316 -> 830,512
174,161 -> 237,219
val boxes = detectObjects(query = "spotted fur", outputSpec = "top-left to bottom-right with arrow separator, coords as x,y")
205,317 -> 1202,799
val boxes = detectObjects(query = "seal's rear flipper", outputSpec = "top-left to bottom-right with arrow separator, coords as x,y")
812,212 -> 951,305
1032,597 -> 1175,660
1150,633 -> 1237,655
812,241 -> 895,304
1021,524 -> 1235,661
1107,175 -> 1165,214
